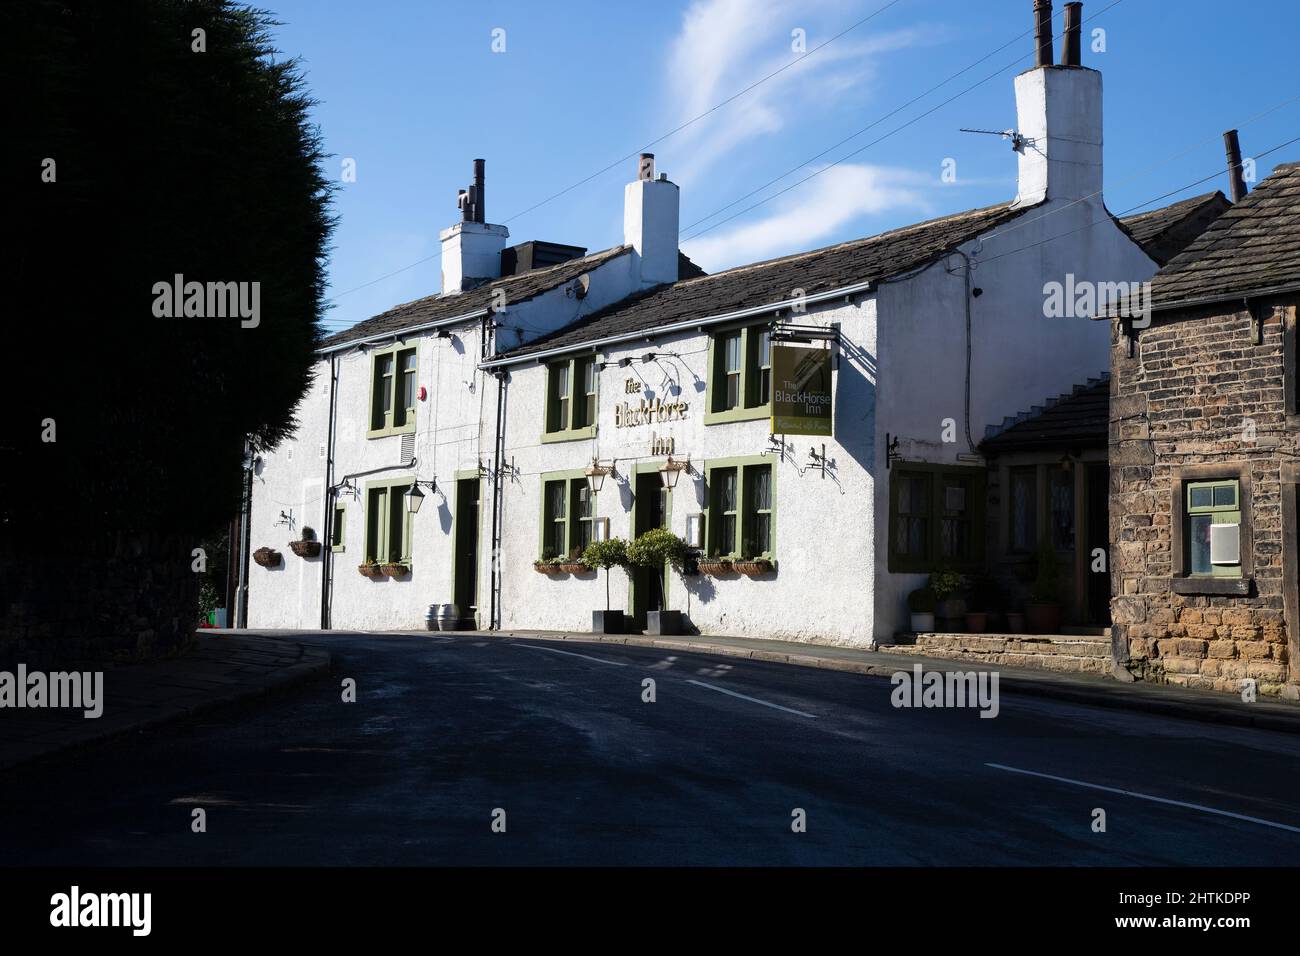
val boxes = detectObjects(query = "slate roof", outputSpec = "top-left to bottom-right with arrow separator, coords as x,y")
494,201 -> 1037,361
320,244 -> 632,349
1152,163 -> 1300,308
1108,162 -> 1300,315
1117,191 -> 1230,265
980,378 -> 1110,453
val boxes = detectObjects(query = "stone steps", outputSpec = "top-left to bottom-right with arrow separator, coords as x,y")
881,632 -> 1114,675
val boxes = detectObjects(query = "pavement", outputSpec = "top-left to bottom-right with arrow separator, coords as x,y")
0,633 -> 331,771
3,630 -> 1300,865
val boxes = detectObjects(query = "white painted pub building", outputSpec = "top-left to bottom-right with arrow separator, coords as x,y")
245,8 -> 1160,646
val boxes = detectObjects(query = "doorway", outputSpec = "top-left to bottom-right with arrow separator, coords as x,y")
629,470 -> 670,632
453,477 -> 480,628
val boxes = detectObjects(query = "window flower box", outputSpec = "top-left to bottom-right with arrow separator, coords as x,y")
381,562 -> 410,577
253,547 -> 281,569
534,560 -> 562,575
557,562 -> 587,575
358,561 -> 385,578
696,558 -> 733,576
733,558 -> 773,576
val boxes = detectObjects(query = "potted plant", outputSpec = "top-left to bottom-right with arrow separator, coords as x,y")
534,558 -> 562,575
697,556 -> 733,576
964,576 -> 1000,634
733,557 -> 774,576
358,559 -> 385,578
252,546 -> 281,568
1025,538 -> 1063,633
557,548 -> 588,575
627,528 -> 690,635
582,538 -> 629,633
929,567 -> 968,630
1005,607 -> 1026,633
907,586 -> 936,632
381,561 -> 410,577
289,526 -> 322,558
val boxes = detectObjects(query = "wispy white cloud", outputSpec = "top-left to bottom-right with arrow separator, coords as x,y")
663,0 -> 930,185
680,162 -> 932,271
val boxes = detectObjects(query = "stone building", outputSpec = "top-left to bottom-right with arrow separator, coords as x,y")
1106,161 -> 1300,697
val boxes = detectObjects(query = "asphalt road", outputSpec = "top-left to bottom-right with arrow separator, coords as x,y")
2,631 -> 1299,866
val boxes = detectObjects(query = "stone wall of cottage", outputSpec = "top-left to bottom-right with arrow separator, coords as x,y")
1109,300 -> 1299,697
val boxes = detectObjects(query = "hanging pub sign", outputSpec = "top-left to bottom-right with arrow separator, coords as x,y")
770,345 -> 833,436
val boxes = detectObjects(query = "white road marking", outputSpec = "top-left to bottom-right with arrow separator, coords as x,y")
686,679 -> 817,719
986,762 -> 1300,834
510,643 -> 627,667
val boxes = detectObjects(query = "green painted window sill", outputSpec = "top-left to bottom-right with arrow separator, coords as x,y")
540,425 -> 596,444
367,423 -> 417,440
704,405 -> 768,426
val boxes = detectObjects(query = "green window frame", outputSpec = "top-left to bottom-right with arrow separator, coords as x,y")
1185,479 -> 1242,578
363,477 -> 414,565
330,501 -> 347,553
539,470 -> 592,558
888,464 -> 986,573
705,323 -> 773,425
543,354 -> 598,442
368,343 -> 418,438
704,456 -> 776,559
752,328 -> 772,407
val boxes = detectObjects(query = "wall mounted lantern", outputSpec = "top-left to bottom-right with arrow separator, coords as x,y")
406,480 -> 437,514
660,456 -> 690,490
585,458 -> 615,494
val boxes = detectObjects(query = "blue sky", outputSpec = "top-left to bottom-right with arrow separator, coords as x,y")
260,0 -> 1300,335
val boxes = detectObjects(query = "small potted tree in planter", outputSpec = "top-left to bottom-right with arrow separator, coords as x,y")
583,538 -> 629,633
907,586 -> 936,632
1025,538 -> 1063,633
929,567 -> 968,631
627,528 -> 690,635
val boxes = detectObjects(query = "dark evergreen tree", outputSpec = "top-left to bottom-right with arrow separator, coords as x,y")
1,0 -> 333,661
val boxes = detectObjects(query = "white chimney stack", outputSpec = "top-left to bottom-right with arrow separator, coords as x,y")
1013,1 -> 1102,207
440,158 -> 509,292
623,153 -> 680,287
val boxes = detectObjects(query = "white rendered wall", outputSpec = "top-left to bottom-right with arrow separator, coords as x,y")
494,296 -> 879,646
871,192 -> 1156,642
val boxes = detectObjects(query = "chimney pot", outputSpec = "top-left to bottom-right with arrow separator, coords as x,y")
1034,0 -> 1054,68
639,153 -> 655,181
1223,129 -> 1249,202
1061,3 -> 1082,65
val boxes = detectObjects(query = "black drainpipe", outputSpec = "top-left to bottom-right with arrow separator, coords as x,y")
319,352 -> 339,629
